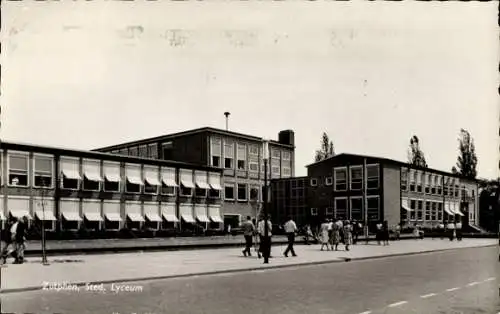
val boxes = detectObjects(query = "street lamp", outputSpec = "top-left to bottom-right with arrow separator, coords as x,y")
262,140 -> 270,264
40,178 -> 49,266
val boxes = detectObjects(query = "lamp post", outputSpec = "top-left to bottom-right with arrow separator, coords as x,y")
40,178 -> 49,266
262,140 -> 270,264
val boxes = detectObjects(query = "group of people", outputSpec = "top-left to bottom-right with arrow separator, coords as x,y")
241,215 -> 298,264
375,221 -> 392,245
0,215 -> 28,265
318,218 -> 355,251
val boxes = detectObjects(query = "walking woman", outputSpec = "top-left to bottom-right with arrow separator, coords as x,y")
330,219 -> 341,251
319,219 -> 330,251
382,221 -> 390,246
343,221 -> 354,251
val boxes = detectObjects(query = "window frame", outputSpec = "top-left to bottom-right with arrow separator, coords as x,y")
223,140 -> 234,170
224,183 -> 235,201
282,167 -> 291,177
103,162 -> 121,193
143,166 -> 160,195
334,197 -> 348,219
60,157 -> 81,191
310,208 -> 318,216
237,183 -> 248,201
350,165 -> 363,191
310,178 -> 318,187
400,168 -> 408,191
125,164 -> 142,194
236,144 -> 247,171
366,164 -> 379,189
249,161 -> 259,172
334,167 -> 347,191
282,151 -> 291,161
325,207 -> 334,216
350,196 -> 363,221
366,196 -> 380,221
32,153 -> 55,188
82,159 -> 101,192
7,151 -> 30,187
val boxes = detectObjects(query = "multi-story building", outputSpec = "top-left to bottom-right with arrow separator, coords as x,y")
93,127 -> 295,227
305,153 -> 479,231
0,141 -> 223,239
270,176 -> 308,227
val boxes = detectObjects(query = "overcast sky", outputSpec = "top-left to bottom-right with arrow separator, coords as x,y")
2,1 -> 498,179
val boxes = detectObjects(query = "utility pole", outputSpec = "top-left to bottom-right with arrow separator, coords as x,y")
363,158 -> 369,243
40,178 -> 49,266
262,140 -> 270,264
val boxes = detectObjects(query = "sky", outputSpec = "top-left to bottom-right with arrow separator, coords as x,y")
1,1 -> 498,179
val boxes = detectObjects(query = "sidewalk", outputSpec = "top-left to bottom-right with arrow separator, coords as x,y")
1,238 -> 495,293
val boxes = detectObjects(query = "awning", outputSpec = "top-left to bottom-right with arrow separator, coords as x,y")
127,175 -> 144,185
181,214 -> 196,223
208,206 -> 224,223
454,203 -> 465,216
84,170 -> 103,182
10,210 -> 32,219
62,212 -> 82,221
105,213 -> 122,222
62,169 -> 81,180
209,182 -> 222,190
105,173 -> 121,182
127,213 -> 145,222
162,204 -> 179,222
181,179 -> 195,189
444,203 -> 454,216
146,213 -> 162,222
84,213 -> 103,221
35,210 -> 57,221
162,178 -> 178,187
145,175 -> 161,186
196,181 -> 211,190
195,206 -> 210,223
402,205 -> 412,212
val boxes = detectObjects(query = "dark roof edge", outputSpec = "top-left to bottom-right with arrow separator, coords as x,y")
0,141 -> 222,172
306,153 -> 479,182
270,176 -> 308,182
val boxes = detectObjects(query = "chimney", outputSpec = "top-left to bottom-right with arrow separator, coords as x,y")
224,112 -> 230,131
278,130 -> 295,146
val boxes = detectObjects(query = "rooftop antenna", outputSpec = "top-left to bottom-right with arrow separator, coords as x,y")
224,112 -> 230,131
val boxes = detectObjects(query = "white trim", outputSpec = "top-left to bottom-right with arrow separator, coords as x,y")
310,208 -> 318,216
237,183 -> 248,201
7,152 -> 30,187
32,154 -> 55,188
310,178 -> 318,187
325,176 -> 333,186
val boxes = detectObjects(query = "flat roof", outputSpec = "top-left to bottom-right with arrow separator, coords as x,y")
0,141 -> 222,172
93,127 -> 294,151
306,153 -> 477,181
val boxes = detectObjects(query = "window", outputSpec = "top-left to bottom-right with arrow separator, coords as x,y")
125,164 -> 142,194
437,203 -> 443,221
325,177 -> 333,186
272,166 -> 280,175
60,157 -> 81,190
325,207 -> 334,216
410,199 -> 416,220
129,146 -> 138,156
103,162 -> 120,192
224,140 -> 234,169
194,171 -> 209,198
409,170 -> 416,192
311,208 -> 318,216
282,151 -> 291,161
224,183 -> 235,200
334,167 -> 347,191
350,166 -> 363,190
249,162 -> 259,172
401,168 -> 408,191
144,166 -> 160,194
208,172 -> 221,199
138,145 -> 148,158
33,155 -> 53,187
237,144 -> 246,170
271,149 -> 280,159
282,167 -> 291,177
249,186 -> 259,201
211,137 -> 222,167
431,202 -> 437,221
367,196 -> 379,221
431,174 -> 436,194
237,184 -> 247,201
83,159 -> 101,191
8,153 -> 29,186
249,145 -> 259,156
148,143 -> 158,159
454,185 -> 459,197
335,198 -> 347,220
161,168 -> 177,196
444,186 -> 449,196
310,178 -> 318,186
367,164 -> 379,189
425,201 -> 431,221
350,197 -> 363,221
179,169 -> 194,196
162,142 -> 173,160
417,200 -> 423,220
425,174 -> 430,194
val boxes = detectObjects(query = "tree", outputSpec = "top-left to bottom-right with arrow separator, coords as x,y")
407,135 -> 428,167
314,132 -> 335,162
455,129 -> 478,179
451,166 -> 458,174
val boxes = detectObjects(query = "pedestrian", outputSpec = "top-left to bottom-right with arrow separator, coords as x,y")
330,218 -> 341,251
241,216 -> 255,257
343,221 -> 353,251
447,221 -> 455,241
455,221 -> 462,241
227,224 -> 232,238
327,219 -> 334,248
394,223 -> 401,241
14,216 -> 27,264
438,222 -> 445,239
413,223 -> 420,240
0,217 -> 18,265
319,219 -> 330,251
382,221 -> 390,246
283,216 -> 298,257
352,220 -> 359,244
257,216 -> 272,264
304,224 -> 313,245
376,221 -> 383,245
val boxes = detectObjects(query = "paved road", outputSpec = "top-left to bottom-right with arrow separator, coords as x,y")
2,246 -> 498,314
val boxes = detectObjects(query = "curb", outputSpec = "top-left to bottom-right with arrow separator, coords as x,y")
1,244 -> 495,295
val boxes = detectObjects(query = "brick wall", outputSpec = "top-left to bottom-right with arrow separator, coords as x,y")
383,164 -> 401,226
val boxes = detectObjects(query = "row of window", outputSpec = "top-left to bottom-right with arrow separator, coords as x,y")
402,169 -> 460,186
3,152 -> 222,198
1,197 -> 223,231
223,183 -> 262,202
210,137 -> 292,177
110,143 -> 159,159
310,164 -> 380,191
310,196 -> 381,221
403,181 -> 473,198
401,198 -> 476,222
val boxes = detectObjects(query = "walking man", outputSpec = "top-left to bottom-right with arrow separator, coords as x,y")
14,216 -> 28,264
258,215 -> 273,264
283,216 -> 298,257
242,216 -> 255,257
0,217 -> 18,265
